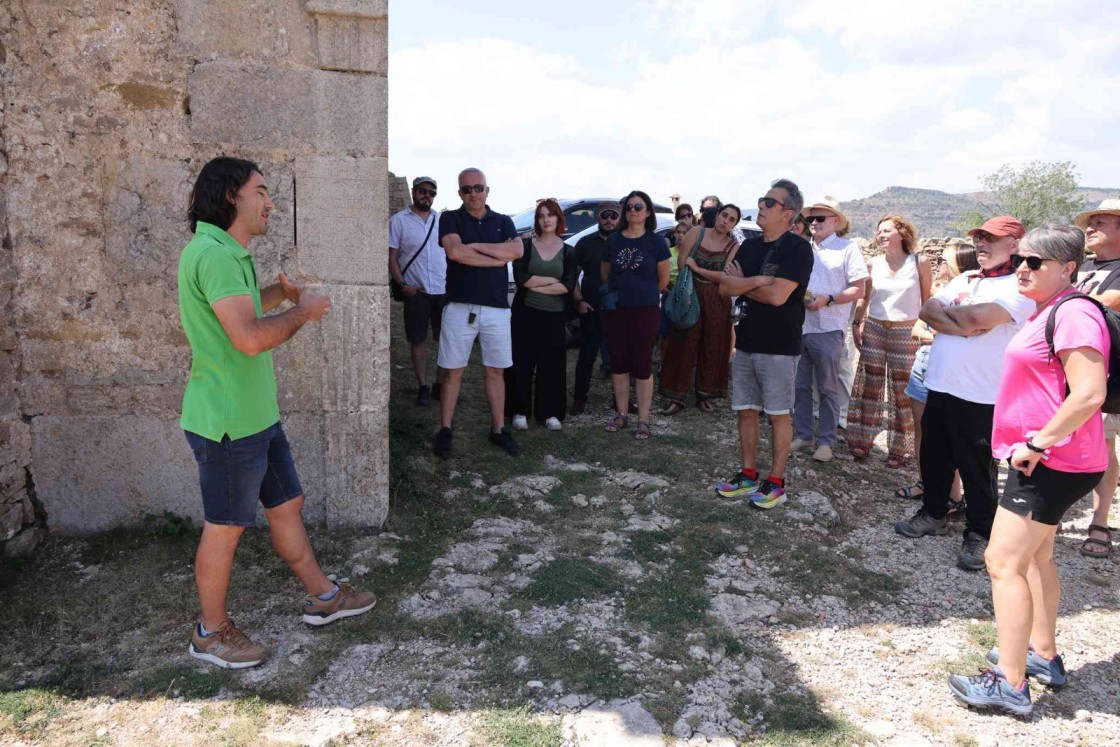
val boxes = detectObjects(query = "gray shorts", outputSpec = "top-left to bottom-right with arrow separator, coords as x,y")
731,350 -> 800,415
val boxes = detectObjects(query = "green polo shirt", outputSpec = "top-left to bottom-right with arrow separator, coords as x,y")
177,221 -> 279,441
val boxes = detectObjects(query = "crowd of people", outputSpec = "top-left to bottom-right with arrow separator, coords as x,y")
158,153 -> 1120,722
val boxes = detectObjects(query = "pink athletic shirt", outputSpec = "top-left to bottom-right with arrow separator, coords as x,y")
992,289 -> 1110,473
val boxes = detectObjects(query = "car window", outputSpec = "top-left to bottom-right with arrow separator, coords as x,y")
564,208 -> 597,237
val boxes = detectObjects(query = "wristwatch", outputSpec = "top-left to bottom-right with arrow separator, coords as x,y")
826,294 -> 835,306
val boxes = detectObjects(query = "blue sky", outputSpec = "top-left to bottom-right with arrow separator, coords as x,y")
389,0 -> 1120,216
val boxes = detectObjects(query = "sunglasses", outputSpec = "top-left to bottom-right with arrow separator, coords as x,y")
1009,254 -> 1050,271
679,212 -> 693,219
758,197 -> 788,209
805,215 -> 830,224
459,184 -> 486,194
600,211 -> 619,220
415,187 -> 437,198
624,203 -> 647,212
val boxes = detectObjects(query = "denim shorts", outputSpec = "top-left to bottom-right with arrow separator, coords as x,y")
904,345 -> 931,404
184,422 -> 303,526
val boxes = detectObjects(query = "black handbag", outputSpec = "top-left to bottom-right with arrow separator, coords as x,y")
390,217 -> 437,302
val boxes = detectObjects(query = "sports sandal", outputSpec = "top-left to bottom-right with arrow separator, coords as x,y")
1080,524 -> 1113,558
605,413 -> 628,433
634,420 -> 651,441
895,480 -> 924,500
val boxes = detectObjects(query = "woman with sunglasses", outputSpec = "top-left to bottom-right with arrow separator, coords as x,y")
659,205 -> 741,414
949,224 -> 1110,716
507,198 -> 578,431
601,190 -> 672,440
675,203 -> 695,225
847,215 -> 932,467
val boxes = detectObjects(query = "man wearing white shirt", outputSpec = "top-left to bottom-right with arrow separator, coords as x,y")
792,197 -> 868,462
895,216 -> 1035,572
389,177 -> 447,406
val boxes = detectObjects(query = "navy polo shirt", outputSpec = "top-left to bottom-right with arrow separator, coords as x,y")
439,205 -> 518,308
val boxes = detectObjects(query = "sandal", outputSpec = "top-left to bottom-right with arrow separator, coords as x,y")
634,420 -> 651,441
945,498 -> 965,521
1080,524 -> 1113,558
850,447 -> 868,460
660,401 -> 683,416
696,399 -> 714,413
605,413 -> 628,433
895,480 -> 925,500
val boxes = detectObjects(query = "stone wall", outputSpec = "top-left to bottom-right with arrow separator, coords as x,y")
388,172 -> 410,217
1,0 -> 390,537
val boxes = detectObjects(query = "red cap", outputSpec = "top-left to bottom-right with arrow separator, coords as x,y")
968,216 -> 1025,239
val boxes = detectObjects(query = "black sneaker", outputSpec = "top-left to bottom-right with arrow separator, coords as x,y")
489,427 -> 522,456
957,531 -> 989,572
416,385 -> 431,406
434,427 -> 453,459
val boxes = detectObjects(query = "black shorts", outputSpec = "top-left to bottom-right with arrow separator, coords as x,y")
1000,461 -> 1102,525
403,291 -> 445,344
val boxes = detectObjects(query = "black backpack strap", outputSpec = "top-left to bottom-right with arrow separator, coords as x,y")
1044,292 -> 1106,362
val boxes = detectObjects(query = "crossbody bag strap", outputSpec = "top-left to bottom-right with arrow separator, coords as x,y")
688,228 -> 706,259
400,216 -> 437,277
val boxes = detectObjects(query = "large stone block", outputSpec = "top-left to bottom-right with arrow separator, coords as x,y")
295,156 -> 388,284
188,62 -> 387,155
308,11 -> 387,74
273,284 -> 390,414
175,0 -> 316,64
324,411 -> 388,528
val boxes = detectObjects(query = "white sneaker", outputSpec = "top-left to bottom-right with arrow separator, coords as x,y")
790,438 -> 809,452
544,417 -> 562,431
813,444 -> 833,462
512,415 -> 528,430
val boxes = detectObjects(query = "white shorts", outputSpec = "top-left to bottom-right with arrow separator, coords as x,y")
437,302 -> 513,369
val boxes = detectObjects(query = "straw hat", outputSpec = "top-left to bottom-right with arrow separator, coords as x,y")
802,195 -> 850,235
1073,198 -> 1120,229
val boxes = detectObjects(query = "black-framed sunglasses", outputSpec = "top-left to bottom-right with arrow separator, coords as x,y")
624,203 -> 647,212
805,215 -> 830,224
459,184 -> 486,194
599,211 -> 620,221
1009,254 -> 1049,271
415,187 -> 437,198
758,197 -> 788,209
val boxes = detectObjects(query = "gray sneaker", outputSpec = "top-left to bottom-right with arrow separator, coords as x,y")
957,531 -> 989,571
894,508 -> 950,538
948,668 -> 1032,716
985,646 -> 1067,688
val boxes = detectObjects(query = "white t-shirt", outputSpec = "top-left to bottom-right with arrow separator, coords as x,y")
924,272 -> 1035,404
803,234 -> 870,335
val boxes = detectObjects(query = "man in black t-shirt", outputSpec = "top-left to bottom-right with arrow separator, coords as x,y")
1073,199 -> 1120,557
715,179 -> 813,510
434,167 -> 524,459
570,201 -> 620,414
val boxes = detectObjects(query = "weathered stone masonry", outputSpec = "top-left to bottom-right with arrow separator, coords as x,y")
0,0 -> 390,547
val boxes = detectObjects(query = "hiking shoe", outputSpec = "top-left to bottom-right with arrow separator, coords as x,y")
544,417 -> 562,431
434,427 -> 453,459
489,427 -> 522,456
812,444 -> 833,462
303,583 -> 378,626
985,646 -> 1067,688
957,531 -> 989,572
749,479 -> 787,510
894,508 -> 950,538
716,472 -> 760,498
416,385 -> 431,406
569,399 -> 586,416
948,668 -> 1032,716
512,414 -> 529,430
790,438 -> 809,452
188,620 -> 268,669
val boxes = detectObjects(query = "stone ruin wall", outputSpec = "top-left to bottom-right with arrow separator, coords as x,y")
0,0 -> 390,551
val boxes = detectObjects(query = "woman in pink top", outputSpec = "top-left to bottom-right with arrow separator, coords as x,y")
949,225 -> 1109,716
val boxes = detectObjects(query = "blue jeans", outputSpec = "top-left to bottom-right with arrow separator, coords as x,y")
793,330 -> 844,446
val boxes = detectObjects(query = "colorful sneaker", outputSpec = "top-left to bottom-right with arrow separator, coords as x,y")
303,583 -> 378,626
748,479 -> 787,510
985,646 -> 1067,688
715,472 -> 760,498
188,620 -> 268,669
948,667 -> 1032,716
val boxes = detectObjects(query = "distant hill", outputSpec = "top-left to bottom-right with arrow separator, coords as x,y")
840,186 -> 1119,239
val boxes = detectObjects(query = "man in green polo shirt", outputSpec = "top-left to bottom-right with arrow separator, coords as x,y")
178,157 -> 377,669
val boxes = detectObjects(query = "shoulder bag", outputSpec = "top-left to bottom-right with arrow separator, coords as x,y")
663,229 -> 704,329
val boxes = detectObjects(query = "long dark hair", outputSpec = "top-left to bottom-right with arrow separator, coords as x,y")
188,156 -> 261,232
622,190 -> 657,232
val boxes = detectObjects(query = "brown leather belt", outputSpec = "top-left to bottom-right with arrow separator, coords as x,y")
864,317 -> 917,330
